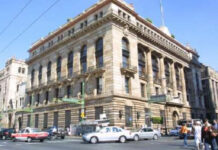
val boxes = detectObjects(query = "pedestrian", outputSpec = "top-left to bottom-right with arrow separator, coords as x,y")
213,120 -> 218,145
192,121 -> 202,150
202,119 -> 217,150
180,123 -> 188,148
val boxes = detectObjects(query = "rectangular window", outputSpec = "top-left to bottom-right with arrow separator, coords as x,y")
65,110 -> 71,128
141,83 -> 145,97
55,88 -> 59,99
45,91 -> 49,105
35,114 -> 39,128
125,106 -> 133,127
53,112 -> 59,127
67,85 -> 71,98
43,113 -> 48,129
125,77 -> 130,94
36,93 -> 40,105
96,77 -> 102,94
95,106 -> 103,120
27,115 -> 31,127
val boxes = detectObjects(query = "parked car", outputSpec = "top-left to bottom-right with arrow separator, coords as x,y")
169,126 -> 181,136
11,127 -> 48,142
131,127 -> 161,141
82,126 -> 132,144
0,128 -> 16,140
43,127 -> 65,140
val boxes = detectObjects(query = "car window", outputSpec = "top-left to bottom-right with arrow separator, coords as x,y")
112,127 -> 119,132
147,128 -> 153,132
105,128 -> 111,133
118,128 -> 123,132
32,129 -> 40,132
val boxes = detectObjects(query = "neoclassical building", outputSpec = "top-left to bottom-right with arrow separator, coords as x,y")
19,0 -> 205,131
201,65 -> 218,120
0,58 -> 27,128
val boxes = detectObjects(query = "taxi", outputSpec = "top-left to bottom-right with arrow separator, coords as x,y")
11,127 -> 48,142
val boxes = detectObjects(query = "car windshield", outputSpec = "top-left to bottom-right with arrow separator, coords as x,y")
31,129 -> 41,132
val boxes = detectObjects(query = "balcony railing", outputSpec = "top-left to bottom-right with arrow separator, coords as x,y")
166,95 -> 183,106
121,63 -> 137,74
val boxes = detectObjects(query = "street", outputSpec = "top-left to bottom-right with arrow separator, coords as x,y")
0,137 -> 196,150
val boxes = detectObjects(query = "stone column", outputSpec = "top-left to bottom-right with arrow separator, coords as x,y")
181,67 -> 188,105
146,49 -> 154,95
171,62 -> 177,97
160,56 -> 166,94
51,56 -> 57,81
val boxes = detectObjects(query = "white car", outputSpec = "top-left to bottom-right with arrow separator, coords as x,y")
82,126 -> 132,144
131,127 -> 161,141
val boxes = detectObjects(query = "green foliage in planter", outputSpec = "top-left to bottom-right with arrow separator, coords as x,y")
146,18 -> 152,24
151,117 -> 163,124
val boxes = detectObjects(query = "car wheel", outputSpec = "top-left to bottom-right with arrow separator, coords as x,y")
90,137 -> 98,144
153,134 -> 158,140
133,135 -> 139,141
61,136 -> 65,139
40,139 -> 44,142
27,137 -> 32,143
119,136 -> 126,143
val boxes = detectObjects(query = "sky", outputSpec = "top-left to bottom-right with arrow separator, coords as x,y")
0,0 -> 217,71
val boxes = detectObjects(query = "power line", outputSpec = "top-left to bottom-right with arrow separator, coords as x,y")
0,0 -> 60,54
0,0 -> 33,37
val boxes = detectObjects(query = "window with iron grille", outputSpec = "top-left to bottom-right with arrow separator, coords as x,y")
164,61 -> 170,84
56,56 -> 62,80
38,65 -> 42,82
95,106 -> 103,120
125,106 -> 133,127
47,61 -> 51,80
152,55 -> 159,79
31,69 -> 35,86
53,112 -> 59,127
43,113 -> 48,129
65,110 -> 71,128
138,48 -> 146,77
35,114 -> 39,128
122,38 -> 129,68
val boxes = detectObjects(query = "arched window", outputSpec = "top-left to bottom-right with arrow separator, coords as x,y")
47,61 -> 51,80
96,38 -> 103,68
31,69 -> 35,86
152,55 -> 159,79
164,61 -> 170,84
122,37 -> 129,68
80,45 -> 87,73
38,65 -> 42,83
57,56 -> 62,80
138,48 -> 146,77
68,51 -> 73,77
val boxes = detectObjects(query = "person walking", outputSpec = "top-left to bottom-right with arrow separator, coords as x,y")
202,119 -> 217,150
192,121 -> 202,150
180,123 -> 188,148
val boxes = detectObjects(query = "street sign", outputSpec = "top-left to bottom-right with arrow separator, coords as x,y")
62,98 -> 82,104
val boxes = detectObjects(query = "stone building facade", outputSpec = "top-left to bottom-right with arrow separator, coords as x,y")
0,58 -> 27,128
201,65 -> 218,120
20,0 -> 205,131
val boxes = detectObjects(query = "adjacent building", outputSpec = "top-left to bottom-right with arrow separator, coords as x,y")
0,58 -> 27,128
201,65 -> 218,120
20,0 -> 205,131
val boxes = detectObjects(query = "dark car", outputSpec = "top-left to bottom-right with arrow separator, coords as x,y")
0,128 -> 16,140
43,127 -> 65,140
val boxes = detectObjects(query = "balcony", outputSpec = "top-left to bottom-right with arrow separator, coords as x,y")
121,63 -> 137,75
166,95 -> 183,106
88,64 -> 105,75
153,77 -> 161,85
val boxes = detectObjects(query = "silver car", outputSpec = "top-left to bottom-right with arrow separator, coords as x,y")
131,127 -> 161,141
82,126 -> 132,144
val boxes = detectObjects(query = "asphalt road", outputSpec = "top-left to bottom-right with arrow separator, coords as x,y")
0,137 -> 196,150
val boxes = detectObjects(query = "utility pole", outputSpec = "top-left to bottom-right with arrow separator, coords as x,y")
80,81 -> 85,122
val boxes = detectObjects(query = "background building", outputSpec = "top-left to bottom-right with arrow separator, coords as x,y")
0,58 -> 27,128
201,65 -> 218,120
20,0 -> 205,131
